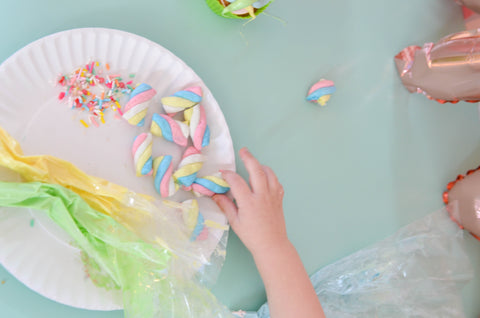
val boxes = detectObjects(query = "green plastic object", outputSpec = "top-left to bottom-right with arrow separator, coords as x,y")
205,0 -> 273,19
0,181 -> 233,318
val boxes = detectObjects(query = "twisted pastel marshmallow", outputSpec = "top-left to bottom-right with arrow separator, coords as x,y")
191,212 -> 208,241
180,199 -> 208,241
153,155 -> 178,197
132,133 -> 153,176
161,86 -> 202,115
123,83 -> 156,126
184,105 -> 210,150
173,147 -> 204,187
306,79 -> 336,106
192,173 -> 230,197
150,113 -> 189,147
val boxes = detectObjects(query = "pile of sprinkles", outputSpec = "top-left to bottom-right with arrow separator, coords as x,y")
56,61 -> 136,127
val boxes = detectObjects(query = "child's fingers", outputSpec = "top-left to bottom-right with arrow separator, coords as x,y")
262,165 -> 281,192
212,194 -> 238,226
221,170 -> 252,204
239,147 -> 268,193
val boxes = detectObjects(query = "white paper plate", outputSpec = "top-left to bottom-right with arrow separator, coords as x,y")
0,28 -> 235,310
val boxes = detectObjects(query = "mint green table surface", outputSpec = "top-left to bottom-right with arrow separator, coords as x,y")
1,0 -> 480,317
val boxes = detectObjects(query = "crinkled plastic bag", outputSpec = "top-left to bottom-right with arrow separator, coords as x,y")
0,125 -> 229,288
249,209 -> 473,318
0,181 -> 234,318
0,124 -> 153,232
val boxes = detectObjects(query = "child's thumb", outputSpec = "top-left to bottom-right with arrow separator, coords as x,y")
212,194 -> 238,226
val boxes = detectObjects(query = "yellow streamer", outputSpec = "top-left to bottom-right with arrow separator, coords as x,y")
0,126 -> 153,232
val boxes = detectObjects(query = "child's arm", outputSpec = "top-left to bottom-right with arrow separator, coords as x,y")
213,148 -> 325,318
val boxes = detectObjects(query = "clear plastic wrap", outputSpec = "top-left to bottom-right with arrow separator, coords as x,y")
246,208 -> 473,318
0,125 -> 233,316
0,181 -> 234,318
0,124 -> 228,281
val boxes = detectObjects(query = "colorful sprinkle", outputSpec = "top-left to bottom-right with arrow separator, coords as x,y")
56,61 -> 136,126
80,119 -> 89,128
89,116 -> 99,127
30,218 -> 35,227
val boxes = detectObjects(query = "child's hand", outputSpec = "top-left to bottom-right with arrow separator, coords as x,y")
212,147 -> 288,256
215,148 -> 326,318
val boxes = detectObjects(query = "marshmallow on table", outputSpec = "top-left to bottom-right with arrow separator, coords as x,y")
150,113 -> 189,147
122,83 -> 156,126
184,104 -> 210,150
306,79 -> 336,106
132,133 -> 153,176
153,155 -> 178,198
161,86 -> 202,115
173,147 -> 204,188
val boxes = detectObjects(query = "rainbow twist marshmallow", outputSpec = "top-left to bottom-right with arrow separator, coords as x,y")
192,173 -> 230,197
150,113 -> 189,147
161,86 -> 202,115
122,83 -> 157,126
184,105 -> 210,150
180,199 -> 208,241
306,79 -> 336,106
153,155 -> 178,198
173,147 -> 204,188
132,133 -> 153,176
